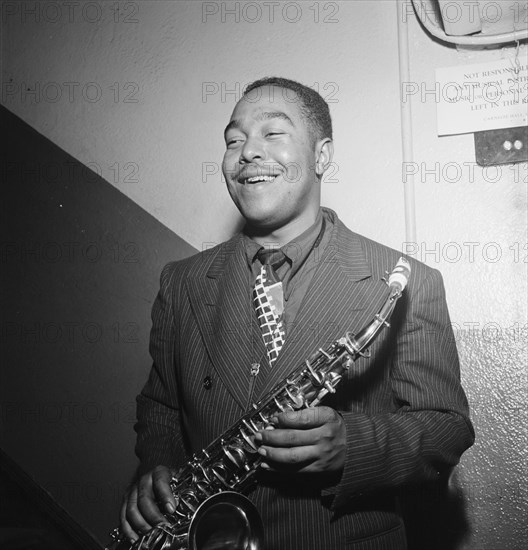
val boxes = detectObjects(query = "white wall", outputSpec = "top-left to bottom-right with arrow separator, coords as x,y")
404,3 -> 527,548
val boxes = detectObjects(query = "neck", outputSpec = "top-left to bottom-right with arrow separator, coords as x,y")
246,208 -> 320,247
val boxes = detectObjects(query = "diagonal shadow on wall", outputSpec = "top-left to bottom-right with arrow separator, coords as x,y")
0,105 -> 197,543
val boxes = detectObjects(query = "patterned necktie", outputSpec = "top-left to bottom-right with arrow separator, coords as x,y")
253,248 -> 287,367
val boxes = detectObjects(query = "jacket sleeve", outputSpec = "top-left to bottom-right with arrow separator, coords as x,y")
134,263 -> 188,475
328,267 -> 475,509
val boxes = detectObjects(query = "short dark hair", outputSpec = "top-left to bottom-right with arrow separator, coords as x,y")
243,77 -> 333,142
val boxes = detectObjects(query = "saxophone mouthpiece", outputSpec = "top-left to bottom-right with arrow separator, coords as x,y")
387,257 -> 411,293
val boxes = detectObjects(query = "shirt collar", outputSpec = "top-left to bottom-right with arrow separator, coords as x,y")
243,209 -> 324,271
282,209 -> 324,278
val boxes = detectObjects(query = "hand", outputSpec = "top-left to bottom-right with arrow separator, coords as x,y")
120,465 -> 177,543
254,406 -> 346,474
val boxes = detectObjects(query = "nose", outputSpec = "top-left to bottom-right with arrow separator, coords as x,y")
239,135 -> 265,164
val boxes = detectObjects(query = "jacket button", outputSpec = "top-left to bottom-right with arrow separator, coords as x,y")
203,376 -> 212,390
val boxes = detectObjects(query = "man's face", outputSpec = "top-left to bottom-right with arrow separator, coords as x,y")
222,85 -> 321,234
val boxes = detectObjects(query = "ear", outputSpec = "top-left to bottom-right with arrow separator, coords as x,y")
314,138 -> 334,177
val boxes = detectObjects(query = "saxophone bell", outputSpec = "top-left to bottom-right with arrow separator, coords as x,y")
188,492 -> 264,550
106,492 -> 263,550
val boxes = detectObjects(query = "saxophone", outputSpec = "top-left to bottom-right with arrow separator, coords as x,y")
107,258 -> 411,550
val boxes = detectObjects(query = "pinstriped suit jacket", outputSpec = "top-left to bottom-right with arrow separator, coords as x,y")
135,209 -> 474,550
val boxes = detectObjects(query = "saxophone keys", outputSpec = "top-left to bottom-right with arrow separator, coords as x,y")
305,359 -> 324,386
179,490 -> 199,514
196,480 -> 212,497
222,442 -> 247,468
210,463 -> 231,488
374,313 -> 390,328
242,419 -> 252,432
285,386 -> 304,409
107,527 -> 121,542
239,428 -> 258,450
197,463 -> 212,483
243,418 -> 259,432
274,397 -> 285,411
284,386 -> 295,400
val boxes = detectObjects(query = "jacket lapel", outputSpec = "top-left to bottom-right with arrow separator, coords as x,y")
186,236 -> 256,411
254,218 -> 387,399
185,214 -> 392,410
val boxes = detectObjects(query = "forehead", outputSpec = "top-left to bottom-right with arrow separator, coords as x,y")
229,85 -> 304,123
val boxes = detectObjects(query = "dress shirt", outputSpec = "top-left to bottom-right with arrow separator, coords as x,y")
243,208 -> 334,334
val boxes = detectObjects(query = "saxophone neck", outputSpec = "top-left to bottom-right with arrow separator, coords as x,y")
346,276 -> 406,357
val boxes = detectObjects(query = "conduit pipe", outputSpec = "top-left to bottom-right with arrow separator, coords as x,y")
413,0 -> 528,45
396,0 -> 417,247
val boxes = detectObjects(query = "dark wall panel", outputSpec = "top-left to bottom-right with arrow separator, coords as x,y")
0,106 -> 197,543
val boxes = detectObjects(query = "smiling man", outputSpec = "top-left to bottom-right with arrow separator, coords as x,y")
222,83 -> 331,244
120,77 -> 474,550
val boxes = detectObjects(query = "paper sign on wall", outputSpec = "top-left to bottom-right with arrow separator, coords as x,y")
435,58 -> 527,136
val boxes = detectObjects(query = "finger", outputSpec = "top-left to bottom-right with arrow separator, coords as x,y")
255,427 -> 319,448
120,489 -> 139,543
152,466 -> 178,515
120,517 -> 139,544
274,406 -> 339,429
124,485 -> 152,538
258,443 -> 318,466
259,459 -> 327,475
136,473 -> 167,527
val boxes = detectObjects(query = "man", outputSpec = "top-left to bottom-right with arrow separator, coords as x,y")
120,77 -> 474,549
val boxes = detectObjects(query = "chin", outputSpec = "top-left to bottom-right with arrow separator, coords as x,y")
243,211 -> 281,232
238,202 -> 280,226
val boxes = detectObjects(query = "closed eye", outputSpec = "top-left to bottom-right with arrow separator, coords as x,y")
226,137 -> 244,147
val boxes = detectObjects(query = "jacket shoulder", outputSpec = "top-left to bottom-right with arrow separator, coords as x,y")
336,219 -> 441,288
161,234 -> 241,282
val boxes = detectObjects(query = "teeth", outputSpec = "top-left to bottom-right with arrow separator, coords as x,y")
246,175 -> 276,183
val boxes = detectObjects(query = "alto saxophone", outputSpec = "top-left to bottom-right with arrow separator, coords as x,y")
107,258 -> 411,550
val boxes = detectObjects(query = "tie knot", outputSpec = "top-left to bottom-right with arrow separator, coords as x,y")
257,248 -> 287,270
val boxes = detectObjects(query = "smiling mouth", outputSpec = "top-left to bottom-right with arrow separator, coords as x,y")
239,174 -> 280,184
